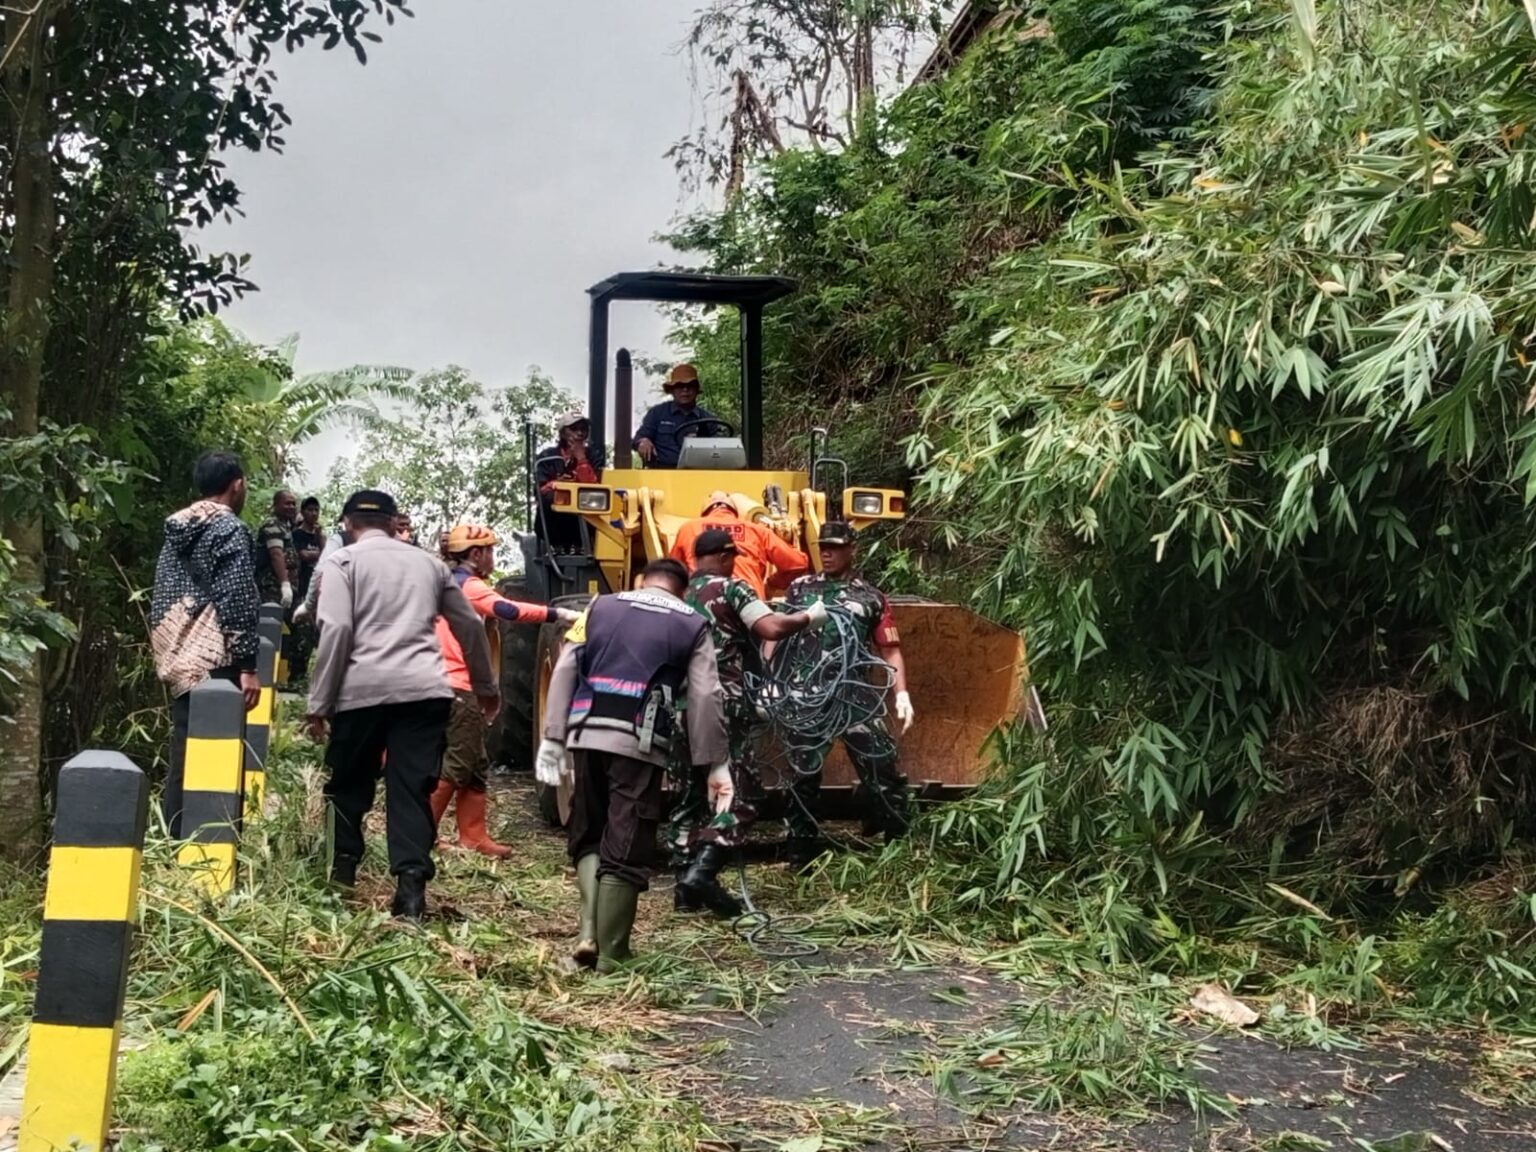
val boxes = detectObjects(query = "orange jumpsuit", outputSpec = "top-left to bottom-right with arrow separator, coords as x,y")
669,510 -> 809,599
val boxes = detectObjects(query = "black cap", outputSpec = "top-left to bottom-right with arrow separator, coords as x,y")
818,520 -> 857,546
342,489 -> 398,518
694,528 -> 738,558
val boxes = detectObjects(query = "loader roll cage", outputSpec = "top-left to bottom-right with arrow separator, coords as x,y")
585,271 -> 796,471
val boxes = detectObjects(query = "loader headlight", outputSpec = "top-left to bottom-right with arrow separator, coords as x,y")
843,487 -> 907,521
576,488 -> 611,512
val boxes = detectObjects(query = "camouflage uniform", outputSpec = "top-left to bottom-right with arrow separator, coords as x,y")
254,515 -> 299,607
781,572 -> 909,839
256,515 -> 300,677
666,572 -> 771,865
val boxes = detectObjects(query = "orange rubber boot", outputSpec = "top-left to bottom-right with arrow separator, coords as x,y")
429,779 -> 456,850
455,789 -> 512,859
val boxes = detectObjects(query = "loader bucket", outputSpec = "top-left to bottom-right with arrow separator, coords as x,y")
760,600 -> 1031,798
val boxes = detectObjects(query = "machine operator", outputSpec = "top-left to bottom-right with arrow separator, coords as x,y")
633,363 -> 725,469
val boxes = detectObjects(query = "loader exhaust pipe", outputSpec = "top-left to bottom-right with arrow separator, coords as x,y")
614,348 -> 633,469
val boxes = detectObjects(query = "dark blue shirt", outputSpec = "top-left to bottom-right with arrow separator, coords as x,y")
633,400 -> 721,468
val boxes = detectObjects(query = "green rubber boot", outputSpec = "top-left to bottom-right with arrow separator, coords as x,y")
594,875 -> 641,973
573,853 -> 600,970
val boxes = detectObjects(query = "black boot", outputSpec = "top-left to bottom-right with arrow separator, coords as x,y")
673,864 -> 702,912
877,791 -> 912,842
331,854 -> 359,888
679,844 -> 743,919
391,871 -> 427,920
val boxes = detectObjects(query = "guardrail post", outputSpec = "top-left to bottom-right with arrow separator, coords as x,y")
176,678 -> 243,895
20,751 -> 148,1152
243,635 -> 276,820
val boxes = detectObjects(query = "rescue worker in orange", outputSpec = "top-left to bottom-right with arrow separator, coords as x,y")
669,491 -> 809,600
430,523 -> 581,857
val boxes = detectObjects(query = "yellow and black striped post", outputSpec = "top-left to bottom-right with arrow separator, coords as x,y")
176,678 -> 244,896
243,635 -> 276,819
259,602 -> 286,687
20,750 -> 148,1152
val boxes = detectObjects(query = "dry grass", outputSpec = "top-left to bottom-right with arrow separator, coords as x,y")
1260,677 -> 1536,873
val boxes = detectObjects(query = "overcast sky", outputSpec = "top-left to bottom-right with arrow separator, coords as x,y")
208,0 -> 711,486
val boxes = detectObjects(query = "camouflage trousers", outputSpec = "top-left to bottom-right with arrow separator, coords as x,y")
666,693 -> 762,865
288,614 -> 315,681
784,717 -> 909,841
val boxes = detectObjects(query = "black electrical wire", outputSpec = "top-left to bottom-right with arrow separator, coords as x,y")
730,863 -> 821,959
744,603 -> 895,768
746,602 -> 911,834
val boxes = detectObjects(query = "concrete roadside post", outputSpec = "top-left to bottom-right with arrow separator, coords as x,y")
258,602 -> 284,714
175,678 -> 244,896
19,751 -> 148,1152
243,635 -> 276,820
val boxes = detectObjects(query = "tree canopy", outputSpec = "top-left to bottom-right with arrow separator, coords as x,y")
671,0 -> 1536,910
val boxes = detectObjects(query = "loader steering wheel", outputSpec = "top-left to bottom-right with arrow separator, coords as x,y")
674,416 -> 736,441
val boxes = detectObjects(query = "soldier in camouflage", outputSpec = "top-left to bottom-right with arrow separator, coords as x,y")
781,520 -> 916,871
255,490 -> 300,610
668,528 -> 827,916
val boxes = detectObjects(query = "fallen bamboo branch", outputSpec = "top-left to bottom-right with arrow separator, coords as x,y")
143,889 -> 318,1043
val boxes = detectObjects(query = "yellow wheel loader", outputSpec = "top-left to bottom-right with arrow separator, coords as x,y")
506,272 -> 1034,825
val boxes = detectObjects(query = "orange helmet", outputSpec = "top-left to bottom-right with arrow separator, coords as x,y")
445,523 -> 498,554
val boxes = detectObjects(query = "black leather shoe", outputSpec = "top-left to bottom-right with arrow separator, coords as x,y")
391,871 -> 427,920
679,844 -> 744,918
331,854 -> 359,888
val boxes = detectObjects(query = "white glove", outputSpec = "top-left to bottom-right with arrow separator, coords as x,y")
802,600 -> 829,627
894,691 -> 915,734
292,601 -> 311,625
553,606 -> 582,626
535,738 -> 567,787
280,582 -> 294,609
707,762 -> 735,815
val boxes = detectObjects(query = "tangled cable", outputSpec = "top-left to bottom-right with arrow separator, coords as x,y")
744,603 -> 894,771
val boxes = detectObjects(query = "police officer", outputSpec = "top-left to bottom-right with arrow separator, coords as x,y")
668,529 -> 827,916
306,490 -> 496,919
781,521 -> 915,871
537,558 -> 729,970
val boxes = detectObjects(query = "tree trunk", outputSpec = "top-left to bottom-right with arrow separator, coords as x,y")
0,3 -> 60,861
853,14 -> 877,142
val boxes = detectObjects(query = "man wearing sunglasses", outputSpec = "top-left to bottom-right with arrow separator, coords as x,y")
633,363 -> 723,469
